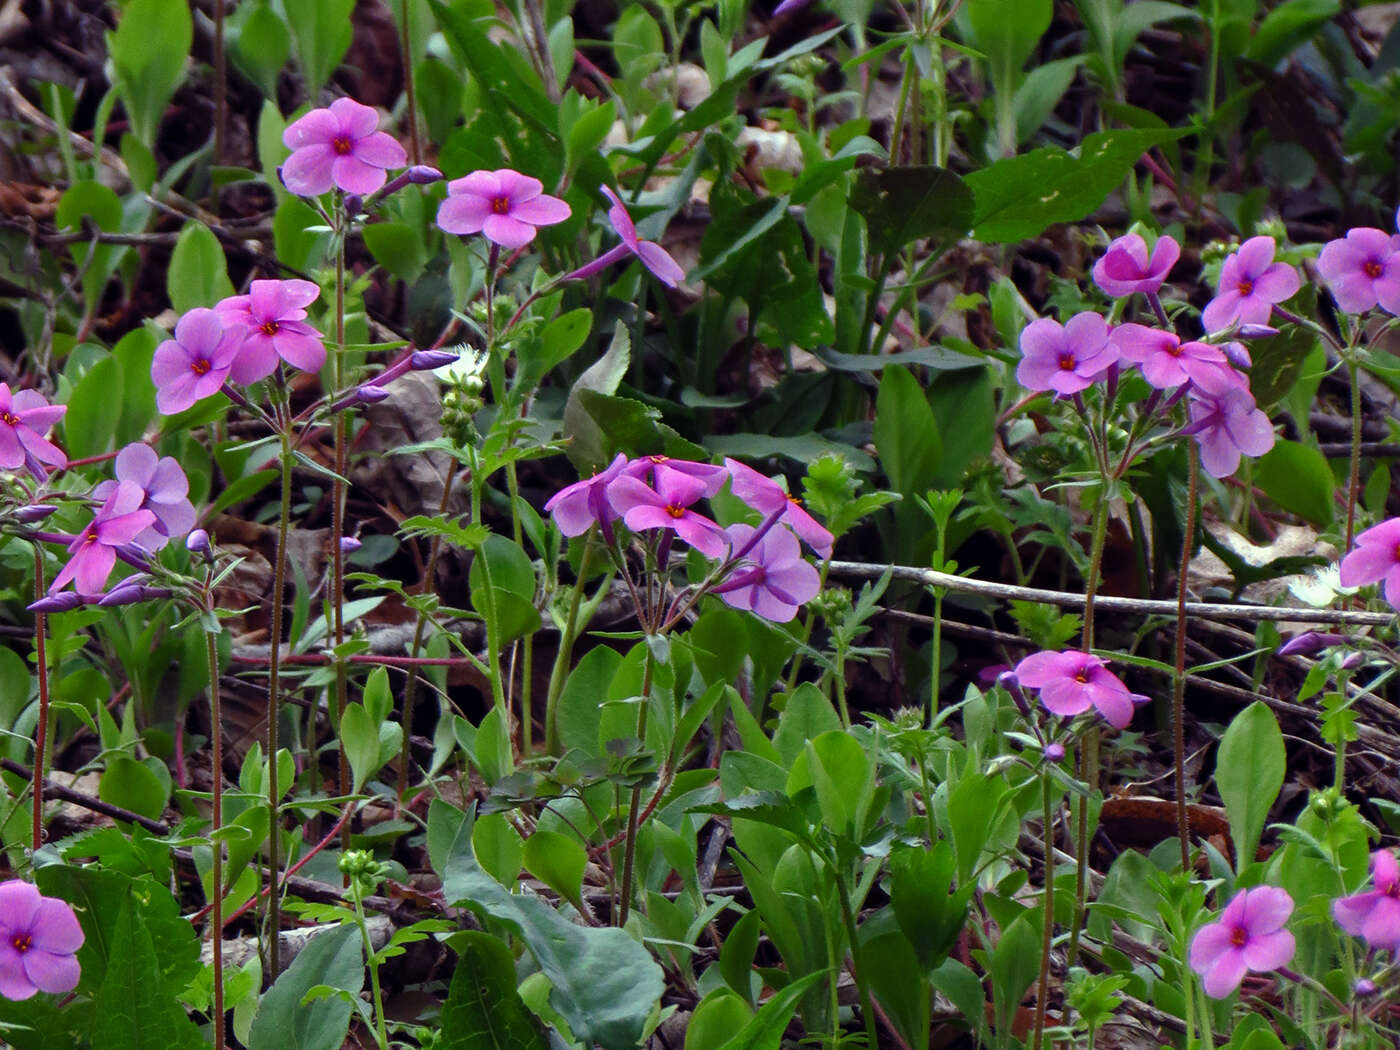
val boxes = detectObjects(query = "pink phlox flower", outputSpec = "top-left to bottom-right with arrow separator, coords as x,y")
48,481 -> 156,596
712,523 -> 819,622
1183,387 -> 1275,479
723,458 -> 834,558
1015,312 -> 1118,396
93,444 -> 196,551
599,186 -> 686,288
281,98 -> 407,197
1013,650 -> 1145,729
1201,236 -> 1300,334
606,463 -> 728,559
1189,886 -> 1296,999
1333,850 -> 1400,953
543,453 -> 629,537
0,880 -> 84,1001
622,455 -> 728,496
1092,233 -> 1180,298
0,384 -> 66,478
1109,324 -> 1245,394
150,308 -> 243,415
436,169 -> 571,249
1316,227 -> 1400,316
215,279 -> 325,383
1338,516 -> 1400,609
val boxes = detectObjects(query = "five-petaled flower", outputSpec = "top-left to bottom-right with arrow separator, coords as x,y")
436,169 -> 571,249
281,98 -> 408,197
215,279 -> 325,384
0,384 -> 66,480
150,308 -> 243,415
1317,227 -> 1400,316
1333,850 -> 1400,954
93,444 -> 196,552
1015,312 -> 1118,396
1183,387 -> 1276,479
1338,516 -> 1400,609
711,522 -> 820,622
1202,236 -> 1300,334
1013,650 -> 1145,729
1092,233 -> 1180,298
1109,325 -> 1244,394
723,458 -> 834,558
1189,886 -> 1296,999
0,880 -> 84,1001
543,453 -> 629,537
48,481 -> 156,596
606,463 -> 729,558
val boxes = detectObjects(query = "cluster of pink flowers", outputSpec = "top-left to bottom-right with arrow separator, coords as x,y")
1016,232 -> 1284,478
543,455 -> 829,622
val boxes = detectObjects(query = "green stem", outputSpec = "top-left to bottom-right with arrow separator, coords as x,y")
1175,445 -> 1199,871
832,867 -> 879,1050
266,427 -> 293,976
332,231 -> 350,848
617,641 -> 656,926
31,548 -> 49,855
205,626 -> 226,1050
398,0 -> 422,165
352,890 -> 389,1050
1031,769 -> 1055,1050
544,533 -> 596,754
833,645 -> 851,728
927,587 -> 944,726
1346,357 -> 1362,551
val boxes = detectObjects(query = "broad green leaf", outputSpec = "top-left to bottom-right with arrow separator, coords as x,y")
685,990 -> 753,1050
771,683 -> 842,767
339,703 -> 380,791
873,365 -> 941,497
108,0 -> 191,146
284,0 -> 355,103
862,932 -> 929,1050
1253,440 -> 1334,526
247,924 -> 363,1050
849,167 -> 974,257
889,840 -> 971,968
229,2 -> 292,98
1246,0 -> 1340,68
985,913 -> 1041,1040
64,356 -> 124,459
1215,701 -> 1285,873
438,931 -> 550,1050
99,755 -> 168,822
111,327 -> 158,447
472,811 -> 524,887
707,972 -> 827,1050
966,128 -> 1188,242
363,222 -> 427,283
563,326 -> 630,473
522,830 -> 587,911
558,645 -> 624,756
90,896 -> 203,1050
167,222 -> 235,313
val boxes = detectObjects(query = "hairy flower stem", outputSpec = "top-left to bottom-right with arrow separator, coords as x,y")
266,428 -> 293,977
213,0 -> 226,168
1346,358 -> 1362,551
544,533 -> 596,753
205,626 -> 226,1050
398,462 -> 459,800
31,548 -> 49,854
1174,446 -> 1200,871
1031,769 -> 1056,1050
332,230 -> 350,849
1068,498 -> 1109,967
617,642 -> 655,927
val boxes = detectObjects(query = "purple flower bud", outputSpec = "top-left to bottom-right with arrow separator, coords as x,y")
339,536 -> 362,553
15,504 -> 57,523
1278,632 -> 1348,658
28,592 -> 83,614
186,528 -> 211,555
1233,324 -> 1278,340
97,583 -> 146,607
997,670 -> 1032,719
1044,742 -> 1065,762
407,165 -> 443,185
357,385 -> 389,404
1220,340 -> 1253,370
411,349 -> 459,371
343,194 -> 364,216
1355,978 -> 1377,998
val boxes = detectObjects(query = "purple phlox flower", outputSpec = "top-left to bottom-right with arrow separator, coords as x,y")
598,186 -> 686,288
1189,886 -> 1296,999
606,463 -> 729,559
1110,324 -> 1245,394
1183,387 -> 1275,479
0,384 -> 65,477
48,481 -> 156,596
723,458 -> 834,558
1333,850 -> 1400,953
622,455 -> 729,496
543,453 -> 630,537
1339,516 -> 1400,609
711,522 -> 819,622
1316,228 -> 1400,316
92,444 -> 195,551
1013,650 -> 1146,729
1015,312 -> 1118,396
281,97 -> 408,197
436,169 -> 571,249
1202,236 -> 1300,334
1092,233 -> 1180,298
0,880 -> 84,1001
216,279 -> 325,383
150,308 -> 243,416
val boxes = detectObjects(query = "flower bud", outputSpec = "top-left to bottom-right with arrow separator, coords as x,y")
1044,742 -> 1066,763
342,194 -> 364,217
186,529 -> 211,555
14,504 -> 57,523
1278,631 -> 1348,658
356,384 -> 390,404
339,536 -> 362,553
997,670 -> 1031,719
28,593 -> 83,614
1220,340 -> 1253,370
411,349 -> 459,371
1355,978 -> 1378,998
407,165 -> 444,185
1232,324 -> 1278,340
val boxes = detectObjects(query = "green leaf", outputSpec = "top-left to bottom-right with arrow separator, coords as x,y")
247,924 -> 364,1050
0,994 -> 92,1050
960,0 -> 1052,95
64,356 -> 124,459
862,932 -> 929,1050
849,166 -> 974,257
472,811 -> 524,887
284,0 -> 355,103
874,365 -> 942,497
557,644 -> 624,756
685,990 -> 753,1050
1253,439 -> 1334,526
707,972 -> 827,1050
108,0 -> 191,145
717,907 -> 761,1006
429,0 -> 558,136
522,830 -> 588,911
1245,324 -> 1318,408
438,931 -> 550,1050
340,703 -> 380,791
441,843 -> 666,1050
111,327 -> 158,447
229,2 -> 292,98
889,840 -> 971,968
469,534 -> 541,644
1215,701 -> 1285,873
985,913 -> 1041,1040
563,325 -> 630,474
363,221 -> 428,282
167,222 -> 235,313
99,755 -> 168,822
1013,56 -> 1083,144
1246,0 -> 1340,68
89,895 -> 203,1050
965,128 -> 1188,242
771,683 -> 842,767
